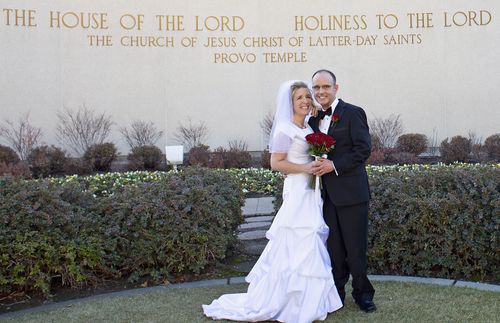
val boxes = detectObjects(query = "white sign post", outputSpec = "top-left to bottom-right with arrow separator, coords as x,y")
165,145 -> 184,170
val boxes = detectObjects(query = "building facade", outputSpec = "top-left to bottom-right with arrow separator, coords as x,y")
1,0 -> 499,155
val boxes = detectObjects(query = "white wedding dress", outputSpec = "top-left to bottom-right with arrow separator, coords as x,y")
203,124 -> 343,323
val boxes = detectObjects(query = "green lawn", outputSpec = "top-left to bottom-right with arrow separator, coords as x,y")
1,281 -> 498,323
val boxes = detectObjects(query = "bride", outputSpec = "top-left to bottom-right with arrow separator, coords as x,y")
202,80 -> 343,323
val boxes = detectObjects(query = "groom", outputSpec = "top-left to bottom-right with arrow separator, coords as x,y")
308,69 -> 376,312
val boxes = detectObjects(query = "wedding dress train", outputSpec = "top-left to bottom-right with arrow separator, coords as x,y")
203,125 -> 343,323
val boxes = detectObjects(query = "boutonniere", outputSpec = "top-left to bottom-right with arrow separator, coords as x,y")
329,113 -> 340,130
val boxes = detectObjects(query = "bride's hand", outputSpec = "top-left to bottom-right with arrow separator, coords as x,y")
305,160 -> 320,174
310,106 -> 320,117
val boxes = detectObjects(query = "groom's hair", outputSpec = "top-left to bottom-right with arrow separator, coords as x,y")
312,69 -> 336,84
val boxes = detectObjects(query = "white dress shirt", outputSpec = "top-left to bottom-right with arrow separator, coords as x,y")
318,98 -> 339,134
318,98 -> 339,176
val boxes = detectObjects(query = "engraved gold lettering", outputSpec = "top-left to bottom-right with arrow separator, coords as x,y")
120,36 -> 174,47
294,15 -> 367,31
308,36 -> 352,46
87,35 -> 113,46
195,16 -> 244,31
383,34 -> 422,45
243,36 -> 284,47
213,52 -> 256,63
376,13 -> 398,29
262,52 -> 307,63
49,11 -> 108,29
156,15 -> 184,31
407,13 -> 434,28
203,37 -> 237,47
444,10 -> 492,27
3,8 -> 37,27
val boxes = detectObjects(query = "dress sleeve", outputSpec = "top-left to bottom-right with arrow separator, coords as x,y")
270,131 -> 293,153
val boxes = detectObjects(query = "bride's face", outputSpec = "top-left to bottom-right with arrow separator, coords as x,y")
292,87 -> 312,117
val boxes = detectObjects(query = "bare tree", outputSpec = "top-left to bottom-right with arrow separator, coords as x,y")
120,120 -> 164,149
369,114 -> 404,148
467,130 -> 482,146
228,139 -> 249,151
427,127 -> 440,155
56,104 -> 113,156
260,111 -> 274,141
468,130 -> 485,162
0,112 -> 42,160
173,117 -> 209,150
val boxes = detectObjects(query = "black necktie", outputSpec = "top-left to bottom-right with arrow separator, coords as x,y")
318,108 -> 332,119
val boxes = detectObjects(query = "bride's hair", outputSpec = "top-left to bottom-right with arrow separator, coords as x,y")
290,81 -> 309,95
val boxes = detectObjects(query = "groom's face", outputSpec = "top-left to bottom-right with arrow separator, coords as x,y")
312,72 -> 338,109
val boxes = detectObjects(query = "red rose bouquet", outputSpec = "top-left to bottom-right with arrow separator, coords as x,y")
305,132 -> 336,189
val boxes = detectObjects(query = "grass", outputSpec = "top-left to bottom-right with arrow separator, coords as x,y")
1,281 -> 498,323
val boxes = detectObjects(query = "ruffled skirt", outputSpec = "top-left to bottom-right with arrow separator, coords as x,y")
203,174 -> 343,323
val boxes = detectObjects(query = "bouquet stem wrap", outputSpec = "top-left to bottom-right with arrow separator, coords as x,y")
309,154 -> 328,190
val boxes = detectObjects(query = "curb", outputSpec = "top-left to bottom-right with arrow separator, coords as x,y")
1,275 -> 498,320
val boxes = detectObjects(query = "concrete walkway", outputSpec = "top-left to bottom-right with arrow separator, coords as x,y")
237,197 -> 275,256
1,196 -> 498,320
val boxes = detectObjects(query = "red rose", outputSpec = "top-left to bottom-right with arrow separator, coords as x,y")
306,132 -> 336,156
305,132 -> 336,190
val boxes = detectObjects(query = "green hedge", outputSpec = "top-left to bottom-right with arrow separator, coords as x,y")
0,178 -> 103,295
48,168 -> 284,198
368,164 -> 499,282
273,164 -> 499,282
0,167 -> 244,296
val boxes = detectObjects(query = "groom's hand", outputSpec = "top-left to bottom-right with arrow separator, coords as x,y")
313,158 -> 335,176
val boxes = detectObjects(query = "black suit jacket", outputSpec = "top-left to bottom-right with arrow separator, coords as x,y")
308,99 -> 371,206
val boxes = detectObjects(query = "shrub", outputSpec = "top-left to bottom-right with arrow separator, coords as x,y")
484,133 -> 500,161
261,150 -> 271,169
368,164 -> 499,282
225,149 -> 252,168
0,145 -> 20,164
367,147 -> 421,166
209,146 -> 226,168
27,145 -> 67,178
0,161 -> 31,177
83,142 -> 117,172
273,164 -> 500,282
225,140 -> 252,169
222,168 -> 283,197
440,136 -> 471,163
1,167 -> 244,297
387,152 -> 420,165
90,167 -> 244,279
63,158 -> 93,175
188,145 -> 211,167
396,133 -> 428,155
366,149 -> 385,165
370,134 -> 382,151
0,177 -> 104,296
128,145 -> 164,171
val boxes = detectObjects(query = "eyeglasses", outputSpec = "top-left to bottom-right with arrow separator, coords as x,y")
312,84 -> 335,91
